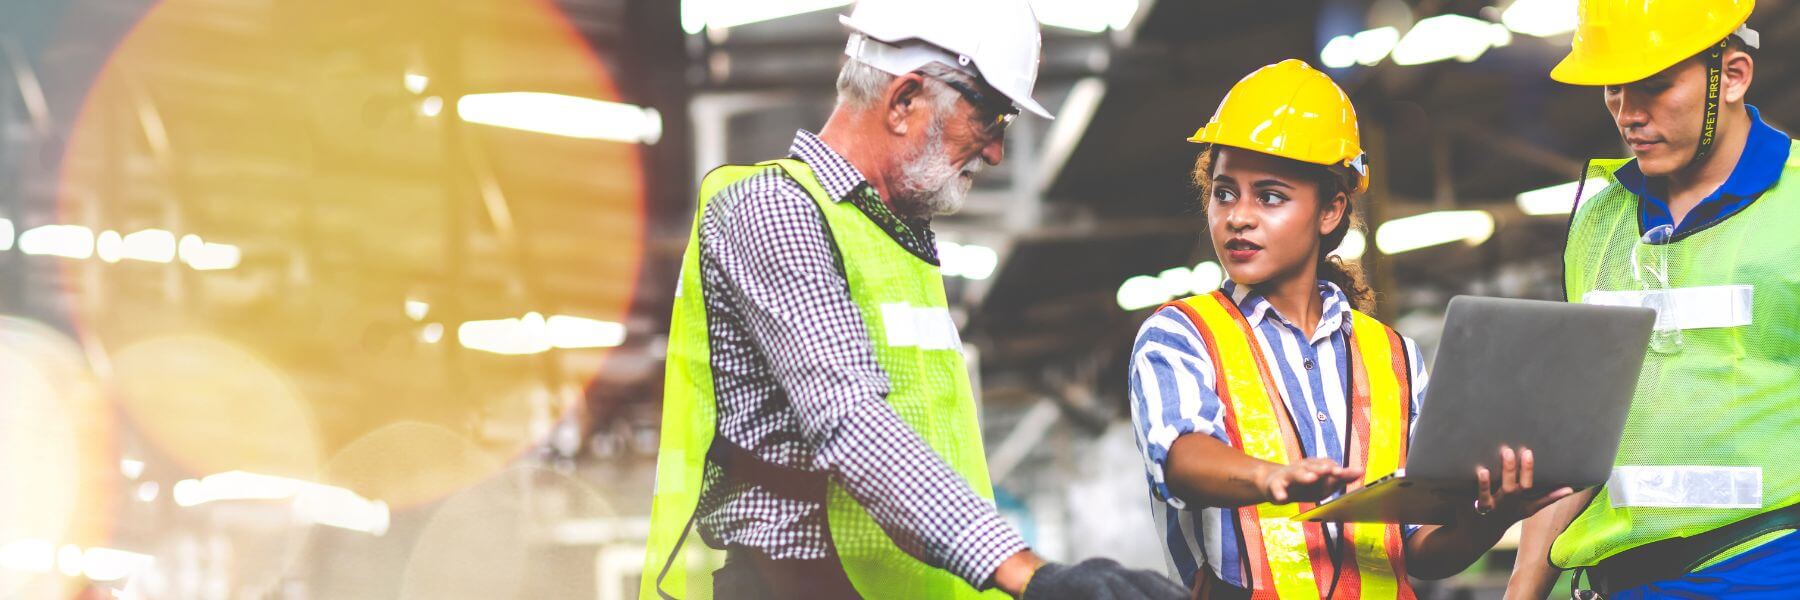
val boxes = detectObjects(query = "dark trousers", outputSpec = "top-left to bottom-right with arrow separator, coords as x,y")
712,547 -> 861,600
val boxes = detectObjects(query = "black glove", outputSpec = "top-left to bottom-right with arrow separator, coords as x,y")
1022,558 -> 1186,600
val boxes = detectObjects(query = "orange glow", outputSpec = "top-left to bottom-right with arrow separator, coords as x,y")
56,0 -> 646,521
0,318 -> 117,598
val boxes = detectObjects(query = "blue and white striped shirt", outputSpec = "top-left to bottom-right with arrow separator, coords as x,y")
1126,280 -> 1429,589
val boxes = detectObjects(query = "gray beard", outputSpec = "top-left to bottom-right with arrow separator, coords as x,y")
894,119 -> 976,218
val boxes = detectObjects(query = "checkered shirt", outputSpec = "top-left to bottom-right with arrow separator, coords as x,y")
692,130 -> 1026,588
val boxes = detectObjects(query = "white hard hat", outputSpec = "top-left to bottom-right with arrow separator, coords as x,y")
839,0 -> 1055,120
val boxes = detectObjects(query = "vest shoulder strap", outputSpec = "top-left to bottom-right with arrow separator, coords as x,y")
1346,309 -> 1411,389
1345,309 -> 1412,484
1162,291 -> 1300,461
696,158 -> 834,211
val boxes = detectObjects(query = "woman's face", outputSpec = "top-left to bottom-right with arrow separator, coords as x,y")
1205,147 -> 1345,287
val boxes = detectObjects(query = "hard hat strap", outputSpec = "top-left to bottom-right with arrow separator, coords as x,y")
1690,37 -> 1728,166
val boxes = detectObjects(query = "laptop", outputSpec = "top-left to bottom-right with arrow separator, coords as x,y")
1292,296 -> 1655,525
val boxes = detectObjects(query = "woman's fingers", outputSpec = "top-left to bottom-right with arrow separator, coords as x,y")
1309,459 -> 1361,482
1499,446 -> 1520,495
1519,447 -> 1536,490
1475,466 -> 1494,512
1264,460 -> 1366,505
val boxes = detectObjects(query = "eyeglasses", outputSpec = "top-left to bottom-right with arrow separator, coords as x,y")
938,77 -> 1019,139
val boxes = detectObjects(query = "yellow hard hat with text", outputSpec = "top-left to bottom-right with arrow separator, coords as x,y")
1189,59 -> 1368,194
1551,0 -> 1755,86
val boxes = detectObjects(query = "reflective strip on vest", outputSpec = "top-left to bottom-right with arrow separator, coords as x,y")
1344,310 -> 1412,600
1169,291 -> 1415,600
1582,285 -> 1753,331
880,302 -> 963,351
1608,466 -> 1763,509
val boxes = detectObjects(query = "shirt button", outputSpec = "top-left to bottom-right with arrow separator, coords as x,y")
1303,359 -> 1315,370
1316,411 -> 1328,422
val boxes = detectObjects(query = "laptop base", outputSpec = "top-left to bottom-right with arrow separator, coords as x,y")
1292,476 -> 1470,525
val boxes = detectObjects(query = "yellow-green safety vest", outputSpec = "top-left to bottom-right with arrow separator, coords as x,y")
640,159 -> 1003,599
1553,140 -> 1800,568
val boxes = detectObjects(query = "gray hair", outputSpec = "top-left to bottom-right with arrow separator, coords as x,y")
835,59 -> 969,114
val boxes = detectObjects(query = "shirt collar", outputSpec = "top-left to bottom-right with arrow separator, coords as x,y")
1615,104 -> 1793,201
787,130 -> 871,203
786,129 -> 941,261
1221,279 -> 1354,344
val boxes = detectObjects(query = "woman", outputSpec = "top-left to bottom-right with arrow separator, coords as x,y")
1127,59 -> 1572,599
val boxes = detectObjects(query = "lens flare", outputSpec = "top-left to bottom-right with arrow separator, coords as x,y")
397,466 -> 617,600
111,335 -> 322,478
57,0 -> 647,514
0,317 -> 116,599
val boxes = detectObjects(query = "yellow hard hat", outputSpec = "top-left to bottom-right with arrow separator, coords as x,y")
1551,0 -> 1756,86
1189,59 -> 1368,194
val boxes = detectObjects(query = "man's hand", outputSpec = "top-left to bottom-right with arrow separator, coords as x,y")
1017,558 -> 1186,600
993,550 -> 1048,597
1261,457 -> 1364,504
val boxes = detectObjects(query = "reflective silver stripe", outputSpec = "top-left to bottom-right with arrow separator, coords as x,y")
1582,285 -> 1753,331
1608,466 -> 1762,509
881,303 -> 918,347
880,302 -> 962,351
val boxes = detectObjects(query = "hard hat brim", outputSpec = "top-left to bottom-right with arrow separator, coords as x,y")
1550,5 -> 1756,86
1549,35 -> 1722,86
1185,136 -> 1371,195
1012,96 -> 1054,120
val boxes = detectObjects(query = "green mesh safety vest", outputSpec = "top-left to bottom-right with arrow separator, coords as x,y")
640,159 -> 1003,600
1552,140 -> 1800,569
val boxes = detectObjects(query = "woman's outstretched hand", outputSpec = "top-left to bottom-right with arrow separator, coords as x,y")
1262,457 -> 1364,504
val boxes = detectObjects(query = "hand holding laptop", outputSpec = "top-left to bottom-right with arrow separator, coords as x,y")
1469,446 -> 1577,526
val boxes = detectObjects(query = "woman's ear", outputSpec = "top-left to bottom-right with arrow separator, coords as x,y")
1319,191 -> 1348,236
884,73 -> 928,136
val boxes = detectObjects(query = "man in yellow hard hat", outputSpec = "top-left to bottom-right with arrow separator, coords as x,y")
1507,1 -> 1800,598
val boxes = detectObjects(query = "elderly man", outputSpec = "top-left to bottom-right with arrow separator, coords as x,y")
641,1 -> 1185,599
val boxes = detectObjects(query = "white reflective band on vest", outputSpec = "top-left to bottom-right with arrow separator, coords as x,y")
1608,466 -> 1763,509
880,303 -> 962,351
1582,285 -> 1753,331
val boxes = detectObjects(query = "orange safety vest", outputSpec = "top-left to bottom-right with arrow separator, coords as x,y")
1166,291 -> 1417,600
